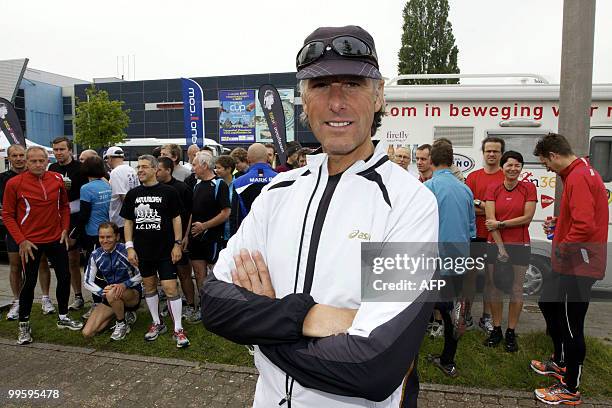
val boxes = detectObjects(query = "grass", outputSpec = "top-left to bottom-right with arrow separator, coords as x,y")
1,307 -> 611,398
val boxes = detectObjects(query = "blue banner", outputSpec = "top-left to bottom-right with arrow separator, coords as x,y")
181,78 -> 204,147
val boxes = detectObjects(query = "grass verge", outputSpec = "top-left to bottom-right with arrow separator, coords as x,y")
1,307 -> 610,397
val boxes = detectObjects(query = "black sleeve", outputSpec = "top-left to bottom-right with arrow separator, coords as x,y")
0,173 -> 8,204
216,181 -> 231,209
119,190 -> 135,220
72,200 -> 92,239
258,293 -> 433,402
200,274 -> 317,345
166,187 -> 181,219
182,184 -> 193,218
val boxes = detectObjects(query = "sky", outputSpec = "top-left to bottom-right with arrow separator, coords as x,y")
2,0 -> 611,84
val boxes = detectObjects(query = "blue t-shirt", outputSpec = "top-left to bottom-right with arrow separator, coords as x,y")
80,179 -> 112,236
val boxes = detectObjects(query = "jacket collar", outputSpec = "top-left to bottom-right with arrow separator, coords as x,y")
559,157 -> 587,180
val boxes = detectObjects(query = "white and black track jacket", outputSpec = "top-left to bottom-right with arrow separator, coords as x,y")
202,143 -> 439,407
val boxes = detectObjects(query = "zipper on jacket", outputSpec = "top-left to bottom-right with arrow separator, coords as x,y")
38,178 -> 48,200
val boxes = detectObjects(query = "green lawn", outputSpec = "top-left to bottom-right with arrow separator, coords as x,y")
1,308 -> 611,398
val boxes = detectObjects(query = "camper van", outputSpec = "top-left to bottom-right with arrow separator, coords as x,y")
115,137 -> 224,166
380,73 -> 612,294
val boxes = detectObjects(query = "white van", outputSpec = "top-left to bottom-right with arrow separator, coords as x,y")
380,73 -> 612,293
115,137 -> 224,166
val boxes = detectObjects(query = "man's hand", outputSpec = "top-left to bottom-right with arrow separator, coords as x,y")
19,240 -> 38,265
302,304 -> 358,338
127,247 -> 139,268
231,249 -> 275,298
171,244 -> 182,264
485,219 -> 498,231
113,283 -> 127,299
191,221 -> 206,237
59,230 -> 70,250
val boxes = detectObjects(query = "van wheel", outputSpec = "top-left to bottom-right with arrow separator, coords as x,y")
523,255 -> 551,296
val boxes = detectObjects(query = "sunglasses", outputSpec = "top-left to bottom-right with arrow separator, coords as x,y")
296,35 -> 378,70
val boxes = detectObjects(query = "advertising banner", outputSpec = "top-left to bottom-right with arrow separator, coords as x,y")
257,85 -> 288,165
218,90 -> 256,144
255,88 -> 294,144
181,78 -> 204,147
0,97 -> 26,147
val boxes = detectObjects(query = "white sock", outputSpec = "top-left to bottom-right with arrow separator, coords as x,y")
167,297 -> 183,332
42,295 -> 49,300
59,314 -> 67,320
13,299 -> 19,304
145,294 -> 161,325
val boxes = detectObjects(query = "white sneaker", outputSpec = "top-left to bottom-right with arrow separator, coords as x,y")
68,297 -> 84,311
7,301 -> 19,320
41,297 -> 56,315
110,321 -> 131,341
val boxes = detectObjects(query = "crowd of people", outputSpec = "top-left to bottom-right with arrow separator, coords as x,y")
0,23 -> 607,407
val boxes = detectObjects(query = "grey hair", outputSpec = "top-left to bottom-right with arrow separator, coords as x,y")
7,143 -> 25,156
25,146 -> 48,159
194,151 -> 215,168
298,78 -> 386,136
138,154 -> 158,168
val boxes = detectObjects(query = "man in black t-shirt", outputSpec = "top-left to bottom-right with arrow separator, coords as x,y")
188,151 -> 230,296
121,155 -> 190,348
49,137 -> 89,312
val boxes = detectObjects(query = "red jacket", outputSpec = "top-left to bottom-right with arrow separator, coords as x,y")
552,158 -> 608,279
2,171 -> 70,245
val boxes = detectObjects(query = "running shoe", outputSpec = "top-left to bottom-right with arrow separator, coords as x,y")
144,322 -> 167,341
429,321 -> 444,338
110,321 -> 131,341
82,303 -> 97,320
452,300 -> 467,339
245,345 -> 256,356
18,321 -> 32,345
6,301 -> 19,320
464,315 -> 475,331
530,358 -> 566,381
173,329 -> 190,348
484,326 -> 503,347
57,316 -> 84,331
185,308 -> 201,325
535,382 -> 581,405
182,305 -> 196,319
479,316 -> 494,334
41,297 -> 56,315
504,329 -> 519,352
68,296 -> 85,311
125,311 -> 137,326
426,354 -> 458,378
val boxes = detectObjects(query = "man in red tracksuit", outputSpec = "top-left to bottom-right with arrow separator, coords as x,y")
530,133 -> 608,406
2,146 -> 83,345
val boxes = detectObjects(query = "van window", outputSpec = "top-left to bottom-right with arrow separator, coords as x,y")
486,132 -> 543,165
434,126 -> 473,147
589,136 -> 612,182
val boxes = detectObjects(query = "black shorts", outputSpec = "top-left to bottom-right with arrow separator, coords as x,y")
5,233 -> 19,253
470,237 -> 488,260
188,239 -> 221,263
487,243 -> 531,267
101,286 -> 142,311
138,259 -> 177,281
176,252 -> 190,266
68,214 -> 81,251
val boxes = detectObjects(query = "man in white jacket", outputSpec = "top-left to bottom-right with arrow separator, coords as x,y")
201,25 -> 439,407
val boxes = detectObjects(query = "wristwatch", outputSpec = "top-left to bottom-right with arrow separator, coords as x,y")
174,239 -> 182,246
474,199 -> 482,208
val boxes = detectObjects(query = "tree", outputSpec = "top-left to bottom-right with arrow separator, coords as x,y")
74,86 -> 130,148
397,0 -> 460,84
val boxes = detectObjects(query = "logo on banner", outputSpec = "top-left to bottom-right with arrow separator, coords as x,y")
453,154 -> 475,172
541,194 -> 555,209
181,78 -> 204,147
384,130 -> 410,144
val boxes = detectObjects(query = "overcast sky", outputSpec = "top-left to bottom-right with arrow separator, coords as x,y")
3,0 -> 611,84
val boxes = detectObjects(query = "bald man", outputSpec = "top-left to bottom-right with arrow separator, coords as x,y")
185,144 -> 200,171
230,143 -> 278,235
79,149 -> 99,163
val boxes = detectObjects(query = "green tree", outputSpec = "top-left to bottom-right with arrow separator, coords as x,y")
397,0 -> 460,84
74,86 -> 130,148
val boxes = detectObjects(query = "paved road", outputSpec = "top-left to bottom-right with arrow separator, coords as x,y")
2,339 -> 611,408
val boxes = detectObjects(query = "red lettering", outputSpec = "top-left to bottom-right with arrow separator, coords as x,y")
489,106 -> 499,116
401,107 -> 417,116
473,106 -> 488,116
608,106 -> 612,117
462,106 -> 471,116
431,106 -> 441,117
450,103 -> 459,116
590,106 -> 598,116
552,106 -> 560,117
390,107 -> 399,116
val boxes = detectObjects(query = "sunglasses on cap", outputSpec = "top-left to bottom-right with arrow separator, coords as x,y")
296,35 -> 379,70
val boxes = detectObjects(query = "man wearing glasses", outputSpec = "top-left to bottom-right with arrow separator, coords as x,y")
201,26 -> 438,407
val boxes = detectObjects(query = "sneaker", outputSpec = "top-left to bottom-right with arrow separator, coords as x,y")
504,329 -> 519,352
479,316 -> 494,334
182,305 -> 195,319
173,329 -> 190,348
465,315 -> 475,331
531,358 -> 566,381
57,316 -> 84,330
452,300 -> 467,339
426,354 -> 458,378
484,327 -> 503,347
185,308 -> 201,324
125,311 -> 137,326
82,304 -> 97,320
535,382 -> 581,405
144,322 -> 167,341
6,301 -> 19,320
245,345 -> 256,356
68,297 -> 85,311
41,297 -> 56,315
17,321 -> 33,345
110,321 -> 131,341
429,321 -> 444,338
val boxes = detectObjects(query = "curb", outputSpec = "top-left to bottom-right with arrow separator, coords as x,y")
2,337 -> 611,405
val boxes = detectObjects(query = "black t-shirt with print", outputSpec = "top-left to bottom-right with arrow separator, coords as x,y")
49,159 -> 88,203
120,183 -> 181,261
191,177 -> 231,243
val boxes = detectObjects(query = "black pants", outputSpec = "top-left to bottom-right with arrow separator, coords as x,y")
19,241 -> 70,321
538,273 -> 595,391
436,302 -> 458,365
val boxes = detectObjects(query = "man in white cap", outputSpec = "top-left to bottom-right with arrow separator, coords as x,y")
105,146 -> 139,240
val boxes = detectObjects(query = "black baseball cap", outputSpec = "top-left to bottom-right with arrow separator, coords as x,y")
296,25 -> 381,80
